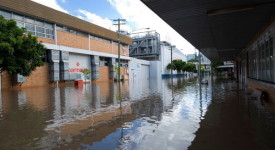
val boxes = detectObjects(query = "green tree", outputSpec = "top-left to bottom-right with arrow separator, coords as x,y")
80,68 -> 91,83
187,59 -> 198,63
166,60 -> 186,73
0,16 -> 46,77
184,63 -> 196,72
211,61 -> 224,70
0,16 -> 46,90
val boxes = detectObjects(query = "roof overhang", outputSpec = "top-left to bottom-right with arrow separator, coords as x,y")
141,0 -> 275,61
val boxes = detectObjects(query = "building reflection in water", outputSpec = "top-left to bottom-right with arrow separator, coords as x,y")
0,76 -> 214,149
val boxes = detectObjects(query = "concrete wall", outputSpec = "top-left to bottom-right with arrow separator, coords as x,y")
160,43 -> 187,75
150,61 -> 161,79
128,58 -> 150,81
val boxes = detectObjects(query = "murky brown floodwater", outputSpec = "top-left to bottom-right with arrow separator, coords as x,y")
0,77 -> 275,150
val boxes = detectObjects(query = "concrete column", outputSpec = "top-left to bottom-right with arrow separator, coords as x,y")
60,51 -> 69,81
109,58 -> 116,80
91,55 -> 100,80
49,50 -> 60,81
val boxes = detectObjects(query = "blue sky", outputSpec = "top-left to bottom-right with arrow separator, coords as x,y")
59,0 -> 119,19
32,0 -> 195,54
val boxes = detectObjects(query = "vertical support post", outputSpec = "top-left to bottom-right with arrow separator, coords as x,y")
199,51 -> 201,83
171,45 -> 173,77
118,19 -> 121,82
54,24 -> 58,45
113,18 -> 126,104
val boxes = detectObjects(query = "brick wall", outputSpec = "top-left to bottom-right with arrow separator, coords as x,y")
57,31 -> 89,50
90,39 -> 112,53
1,64 -> 50,89
93,66 -> 110,82
247,79 -> 275,103
112,44 -> 129,56
37,37 -> 55,44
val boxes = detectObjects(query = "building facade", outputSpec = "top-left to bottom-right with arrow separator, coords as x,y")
160,41 -> 187,76
237,20 -> 275,102
0,0 -> 132,89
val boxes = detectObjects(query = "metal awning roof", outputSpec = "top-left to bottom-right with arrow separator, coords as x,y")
141,0 -> 275,61
216,64 -> 234,68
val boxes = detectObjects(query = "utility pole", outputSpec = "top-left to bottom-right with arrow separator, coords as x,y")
113,18 -> 126,105
113,18 -> 126,82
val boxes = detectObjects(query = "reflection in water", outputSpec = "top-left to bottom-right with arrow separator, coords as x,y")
0,77 -> 274,149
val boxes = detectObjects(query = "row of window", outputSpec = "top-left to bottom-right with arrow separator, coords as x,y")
56,25 -> 89,38
0,8 -> 129,46
249,36 -> 274,82
0,9 -> 55,39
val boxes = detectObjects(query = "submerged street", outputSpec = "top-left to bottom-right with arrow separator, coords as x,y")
0,77 -> 275,150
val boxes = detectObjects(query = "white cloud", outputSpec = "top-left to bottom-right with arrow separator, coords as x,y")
60,0 -> 66,3
31,0 -> 68,13
107,0 -> 195,54
76,9 -> 132,32
77,9 -> 115,31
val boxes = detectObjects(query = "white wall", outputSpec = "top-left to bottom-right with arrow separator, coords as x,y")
128,58 -> 150,81
69,53 -> 91,80
160,44 -> 187,75
150,61 -> 161,79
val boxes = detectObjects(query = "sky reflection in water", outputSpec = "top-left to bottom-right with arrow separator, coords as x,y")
0,77 -> 212,150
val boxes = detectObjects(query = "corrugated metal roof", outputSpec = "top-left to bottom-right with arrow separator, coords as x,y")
141,0 -> 275,61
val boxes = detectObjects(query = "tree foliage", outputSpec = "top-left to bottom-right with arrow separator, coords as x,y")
0,16 -> 46,76
211,61 -> 224,70
187,59 -> 198,63
166,60 -> 196,73
184,63 -> 196,72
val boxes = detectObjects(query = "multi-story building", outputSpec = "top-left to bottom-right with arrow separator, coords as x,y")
0,0 -> 132,89
129,30 -> 160,60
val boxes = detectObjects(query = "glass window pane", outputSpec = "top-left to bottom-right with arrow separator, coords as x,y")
16,21 -> 24,28
70,29 -> 76,34
25,24 -> 35,31
44,22 -> 53,28
0,10 -> 12,18
56,25 -> 63,31
25,17 -> 35,24
36,32 -> 45,37
46,35 -> 54,39
46,29 -> 53,35
12,13 -> 24,21
36,26 -> 45,33
36,19 -> 44,26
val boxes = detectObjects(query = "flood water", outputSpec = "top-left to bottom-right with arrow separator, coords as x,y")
0,77 -> 275,150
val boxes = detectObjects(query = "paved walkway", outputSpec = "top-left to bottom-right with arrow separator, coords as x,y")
189,80 -> 275,150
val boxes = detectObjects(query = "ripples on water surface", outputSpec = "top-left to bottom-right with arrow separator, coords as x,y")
0,77 -> 274,150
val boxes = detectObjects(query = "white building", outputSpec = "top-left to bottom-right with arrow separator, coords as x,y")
160,41 -> 187,76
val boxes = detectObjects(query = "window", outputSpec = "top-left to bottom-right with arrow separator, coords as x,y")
25,17 -> 35,24
35,19 -> 44,26
56,25 -> 63,31
46,29 -> 53,35
13,13 -> 24,21
36,32 -> 45,37
0,10 -> 11,18
36,26 -> 45,33
25,24 -> 35,31
16,21 -> 24,28
249,35 -> 274,82
44,22 -> 53,28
